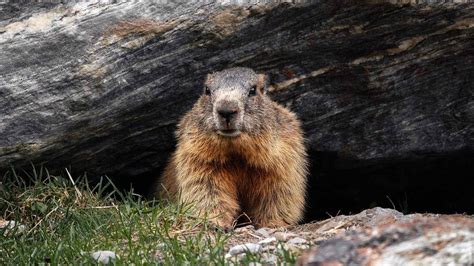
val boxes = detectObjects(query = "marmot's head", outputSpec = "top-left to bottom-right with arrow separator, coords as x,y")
197,67 -> 271,137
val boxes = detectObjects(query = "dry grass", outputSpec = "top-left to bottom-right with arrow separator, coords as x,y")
0,165 -> 299,264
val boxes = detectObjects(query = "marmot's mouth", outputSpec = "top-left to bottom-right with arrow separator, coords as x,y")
217,129 -> 241,137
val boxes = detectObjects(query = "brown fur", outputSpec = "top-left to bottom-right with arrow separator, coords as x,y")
158,68 -> 308,229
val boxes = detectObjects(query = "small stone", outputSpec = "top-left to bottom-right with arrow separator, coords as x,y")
91,251 -> 117,264
236,253 -> 247,261
287,237 -> 307,245
274,232 -> 298,241
301,244 -> 311,250
262,253 -> 278,265
234,225 -> 255,233
226,253 -> 247,262
227,243 -> 262,256
258,237 -> 277,245
262,244 -> 276,251
0,220 -> 27,236
283,243 -> 309,252
255,227 -> 270,237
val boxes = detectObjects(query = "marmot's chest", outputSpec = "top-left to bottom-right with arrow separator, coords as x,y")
192,133 -> 276,174
216,153 -> 272,184
214,136 -> 273,166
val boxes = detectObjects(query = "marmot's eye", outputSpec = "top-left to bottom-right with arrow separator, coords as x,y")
249,86 -> 257,96
204,86 -> 211,95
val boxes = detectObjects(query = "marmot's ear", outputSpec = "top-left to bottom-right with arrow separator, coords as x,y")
257,74 -> 268,94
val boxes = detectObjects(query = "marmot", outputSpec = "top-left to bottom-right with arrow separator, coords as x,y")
158,67 -> 308,229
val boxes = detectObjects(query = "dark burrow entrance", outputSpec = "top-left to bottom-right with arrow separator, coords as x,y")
119,148 -> 474,222
303,148 -> 474,221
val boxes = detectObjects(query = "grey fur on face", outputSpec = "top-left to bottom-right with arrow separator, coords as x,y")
198,67 -> 270,137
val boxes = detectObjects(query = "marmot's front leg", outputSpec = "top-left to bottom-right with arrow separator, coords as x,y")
178,166 -> 240,230
245,172 -> 306,228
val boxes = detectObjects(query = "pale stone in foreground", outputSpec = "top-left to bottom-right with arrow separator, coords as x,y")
255,227 -> 271,237
91,251 -> 117,264
0,220 -> 27,236
274,232 -> 298,241
227,243 -> 262,256
287,237 -> 308,245
258,237 -> 277,245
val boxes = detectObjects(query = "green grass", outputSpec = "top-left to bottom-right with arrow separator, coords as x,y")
0,166 -> 297,265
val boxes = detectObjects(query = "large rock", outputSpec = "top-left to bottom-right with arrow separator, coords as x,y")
0,1 -> 473,217
223,207 -> 474,265
297,207 -> 474,265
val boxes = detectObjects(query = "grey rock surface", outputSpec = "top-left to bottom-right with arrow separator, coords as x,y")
297,210 -> 474,266
224,208 -> 474,265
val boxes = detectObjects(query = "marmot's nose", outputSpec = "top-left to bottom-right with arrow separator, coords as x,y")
217,108 -> 238,121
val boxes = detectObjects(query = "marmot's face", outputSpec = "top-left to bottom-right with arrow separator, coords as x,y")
200,68 -> 268,137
